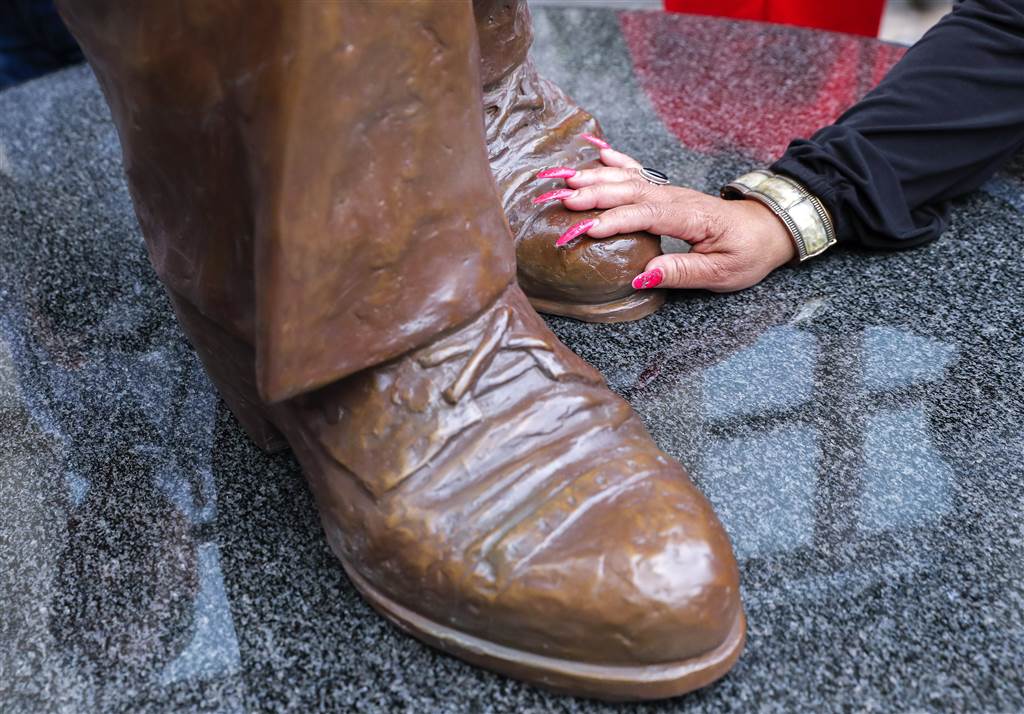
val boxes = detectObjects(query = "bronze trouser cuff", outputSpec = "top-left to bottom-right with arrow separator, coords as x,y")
720,170 -> 836,261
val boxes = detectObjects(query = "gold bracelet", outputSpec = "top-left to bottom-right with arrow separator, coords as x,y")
721,170 -> 836,261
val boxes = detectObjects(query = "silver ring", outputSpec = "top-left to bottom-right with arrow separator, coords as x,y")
639,167 -> 670,186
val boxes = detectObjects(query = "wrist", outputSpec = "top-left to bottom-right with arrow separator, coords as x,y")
720,170 -> 836,262
739,199 -> 797,267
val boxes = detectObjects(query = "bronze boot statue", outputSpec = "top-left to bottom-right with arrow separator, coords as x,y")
58,0 -> 744,700
474,0 -> 665,323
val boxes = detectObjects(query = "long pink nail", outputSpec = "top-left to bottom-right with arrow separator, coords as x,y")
537,166 -> 576,179
580,133 -> 611,150
532,188 -> 577,205
556,219 -> 599,247
632,268 -> 663,290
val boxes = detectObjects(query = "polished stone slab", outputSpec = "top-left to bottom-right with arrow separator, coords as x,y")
1,8 -> 1022,713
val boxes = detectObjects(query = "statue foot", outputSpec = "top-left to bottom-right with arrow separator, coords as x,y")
174,284 -> 744,700
484,60 -> 665,323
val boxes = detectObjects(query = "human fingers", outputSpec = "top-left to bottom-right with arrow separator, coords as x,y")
582,201 -> 716,242
562,166 -> 642,188
555,179 -> 670,210
629,252 -> 733,292
598,147 -> 643,169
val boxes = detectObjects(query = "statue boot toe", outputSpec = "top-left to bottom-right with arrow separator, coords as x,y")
484,60 -> 665,323
247,284 -> 745,700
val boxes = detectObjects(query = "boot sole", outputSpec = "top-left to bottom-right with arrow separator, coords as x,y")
528,289 -> 665,324
340,559 -> 746,702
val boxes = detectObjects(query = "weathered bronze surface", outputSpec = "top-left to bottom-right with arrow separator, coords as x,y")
58,0 -> 515,403
59,0 -> 744,699
476,0 -> 666,322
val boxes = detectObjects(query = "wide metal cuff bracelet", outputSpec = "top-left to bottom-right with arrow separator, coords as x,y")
720,170 -> 836,261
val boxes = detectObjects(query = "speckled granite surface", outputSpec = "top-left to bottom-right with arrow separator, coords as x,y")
2,8 -> 1023,713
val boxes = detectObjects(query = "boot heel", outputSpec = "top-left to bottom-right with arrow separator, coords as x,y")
167,292 -> 288,453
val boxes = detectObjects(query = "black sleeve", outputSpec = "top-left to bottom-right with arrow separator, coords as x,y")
771,0 -> 1024,249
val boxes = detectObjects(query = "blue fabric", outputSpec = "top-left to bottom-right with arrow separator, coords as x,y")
0,0 -> 82,90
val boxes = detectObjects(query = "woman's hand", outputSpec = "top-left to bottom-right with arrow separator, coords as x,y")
539,147 -> 796,291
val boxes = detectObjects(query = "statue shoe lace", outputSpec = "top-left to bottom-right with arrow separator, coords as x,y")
484,59 -> 665,323
248,284 -> 744,700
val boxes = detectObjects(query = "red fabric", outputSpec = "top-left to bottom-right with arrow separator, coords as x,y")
663,0 -> 886,37
618,12 -> 905,162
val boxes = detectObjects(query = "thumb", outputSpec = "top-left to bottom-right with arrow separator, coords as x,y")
632,252 -> 726,291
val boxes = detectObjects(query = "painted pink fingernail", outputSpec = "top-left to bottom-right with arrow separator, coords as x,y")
580,133 -> 611,150
537,166 -> 577,179
532,188 -> 577,205
556,218 -> 599,247
632,268 -> 663,290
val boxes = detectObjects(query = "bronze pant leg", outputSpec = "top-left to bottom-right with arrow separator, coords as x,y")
473,0 -> 532,87
57,0 -> 515,403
